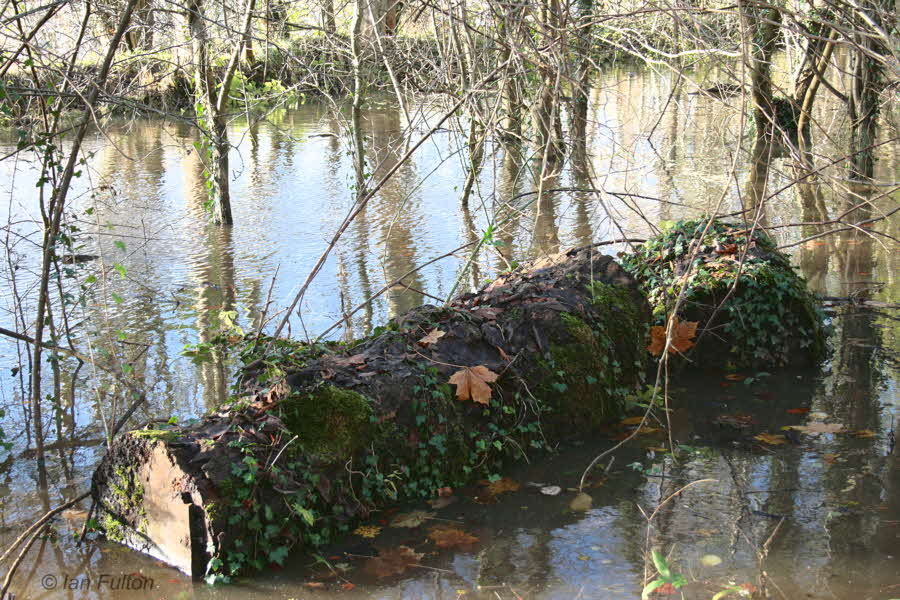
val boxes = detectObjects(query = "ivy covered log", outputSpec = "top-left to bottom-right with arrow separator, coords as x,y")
91,248 -> 651,581
620,219 -> 827,368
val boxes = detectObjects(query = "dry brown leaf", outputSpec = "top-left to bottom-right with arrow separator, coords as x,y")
418,329 -> 445,346
754,433 -> 787,445
363,546 -> 423,578
619,416 -> 645,426
448,365 -> 499,405
428,526 -> 479,549
851,429 -> 876,438
647,316 -> 699,356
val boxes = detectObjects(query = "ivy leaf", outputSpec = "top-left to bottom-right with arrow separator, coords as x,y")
113,240 -> 126,252
647,316 -> 699,356
448,365 -> 499,404
268,545 -> 289,566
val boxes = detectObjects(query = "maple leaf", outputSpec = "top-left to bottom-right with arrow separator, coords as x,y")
448,365 -> 499,404
647,316 -> 699,356
363,546 -> 423,578
418,329 -> 445,346
428,526 -> 479,549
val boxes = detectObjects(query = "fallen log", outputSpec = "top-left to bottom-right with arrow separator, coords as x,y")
92,248 -> 651,581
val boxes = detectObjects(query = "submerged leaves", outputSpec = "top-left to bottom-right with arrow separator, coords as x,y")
363,546 -> 423,578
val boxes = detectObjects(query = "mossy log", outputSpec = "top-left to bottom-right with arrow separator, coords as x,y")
92,248 -> 651,580
620,219 -> 826,368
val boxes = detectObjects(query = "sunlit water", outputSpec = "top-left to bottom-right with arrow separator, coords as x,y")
0,65 -> 898,599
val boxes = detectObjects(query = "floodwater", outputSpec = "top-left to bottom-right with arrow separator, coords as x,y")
0,63 -> 898,599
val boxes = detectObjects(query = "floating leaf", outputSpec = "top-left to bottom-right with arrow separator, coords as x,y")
851,429 -> 876,438
786,407 -> 810,414
648,316 -> 698,356
448,365 -> 499,404
390,510 -> 434,528
700,554 -> 722,567
724,373 -> 746,381
540,485 -> 562,496
620,416 -> 646,426
790,422 -> 845,435
428,526 -> 479,549
754,433 -> 787,445
363,546 -> 423,578
353,525 -> 381,538
418,329 -> 445,346
569,492 -> 593,512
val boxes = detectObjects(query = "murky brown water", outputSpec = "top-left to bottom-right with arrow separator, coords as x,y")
0,64 -> 898,599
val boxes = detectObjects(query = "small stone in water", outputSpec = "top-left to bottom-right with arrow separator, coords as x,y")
541,485 -> 562,496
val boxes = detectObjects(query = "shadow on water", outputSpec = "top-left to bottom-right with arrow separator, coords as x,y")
0,65 -> 898,599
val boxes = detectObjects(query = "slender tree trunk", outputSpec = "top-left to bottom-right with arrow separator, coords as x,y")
847,6 -> 885,184
740,0 -> 780,209
570,0 -> 594,164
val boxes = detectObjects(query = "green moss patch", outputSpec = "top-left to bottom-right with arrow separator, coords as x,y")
279,385 -> 373,459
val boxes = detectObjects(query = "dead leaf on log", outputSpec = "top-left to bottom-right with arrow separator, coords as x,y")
418,329 -> 445,346
363,546 -> 423,578
428,526 -> 479,549
647,316 -> 698,356
333,353 -> 366,367
448,365 -> 499,404
471,306 -> 502,320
